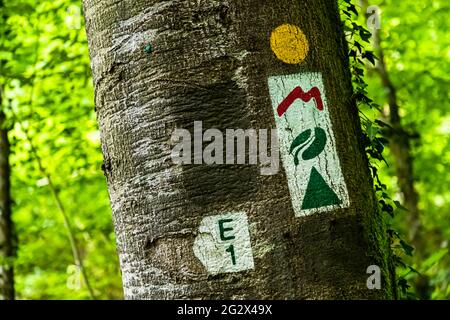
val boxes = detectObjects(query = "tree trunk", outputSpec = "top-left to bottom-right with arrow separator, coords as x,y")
0,85 -> 14,300
83,0 -> 395,299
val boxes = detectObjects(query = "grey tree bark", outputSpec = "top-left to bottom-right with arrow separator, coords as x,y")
83,0 -> 396,299
0,85 -> 14,300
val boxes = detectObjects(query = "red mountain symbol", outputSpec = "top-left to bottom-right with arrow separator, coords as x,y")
277,86 -> 324,117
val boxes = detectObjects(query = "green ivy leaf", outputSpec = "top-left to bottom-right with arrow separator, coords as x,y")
359,29 -> 372,43
363,51 -> 377,65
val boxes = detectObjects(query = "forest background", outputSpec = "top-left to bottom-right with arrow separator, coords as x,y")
0,0 -> 448,299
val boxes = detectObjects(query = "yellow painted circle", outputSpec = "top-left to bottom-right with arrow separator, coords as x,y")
270,24 -> 309,64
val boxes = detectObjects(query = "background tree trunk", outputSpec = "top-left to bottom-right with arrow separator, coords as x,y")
0,85 -> 14,300
83,0 -> 395,299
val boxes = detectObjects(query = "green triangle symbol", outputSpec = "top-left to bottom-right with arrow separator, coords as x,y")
301,167 -> 342,210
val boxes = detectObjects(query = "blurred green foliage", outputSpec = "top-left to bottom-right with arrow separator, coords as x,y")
0,0 -> 448,300
357,0 -> 450,299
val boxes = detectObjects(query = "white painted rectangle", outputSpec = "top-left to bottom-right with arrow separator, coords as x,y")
268,72 -> 350,217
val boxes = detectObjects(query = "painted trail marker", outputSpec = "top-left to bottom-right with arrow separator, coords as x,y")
193,212 -> 254,275
268,72 -> 350,217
